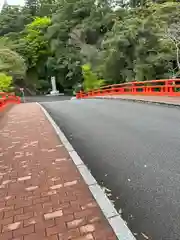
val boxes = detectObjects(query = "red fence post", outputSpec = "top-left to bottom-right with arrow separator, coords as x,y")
144,85 -> 146,94
167,80 -> 173,96
80,91 -> 83,98
165,80 -> 169,94
76,91 -> 83,99
160,84 -> 164,94
76,92 -> 80,99
132,83 -> 136,94
148,85 -> 151,94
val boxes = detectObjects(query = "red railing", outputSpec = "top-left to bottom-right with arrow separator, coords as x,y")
76,79 -> 180,99
0,92 -> 21,111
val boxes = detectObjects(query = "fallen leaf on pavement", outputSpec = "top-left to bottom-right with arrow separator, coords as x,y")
141,232 -> 149,239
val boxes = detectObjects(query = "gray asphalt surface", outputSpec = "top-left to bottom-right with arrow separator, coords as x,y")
24,95 -> 71,103
42,99 -> 180,240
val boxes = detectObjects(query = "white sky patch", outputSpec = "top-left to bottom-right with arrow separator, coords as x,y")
8,0 -> 24,5
0,0 -> 24,9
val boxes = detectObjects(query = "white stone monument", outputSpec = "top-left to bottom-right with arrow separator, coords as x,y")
50,76 -> 60,96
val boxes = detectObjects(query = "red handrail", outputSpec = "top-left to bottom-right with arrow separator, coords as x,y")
76,79 -> 180,99
0,92 -> 21,111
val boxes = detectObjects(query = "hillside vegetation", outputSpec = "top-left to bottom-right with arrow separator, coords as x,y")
0,0 -> 179,93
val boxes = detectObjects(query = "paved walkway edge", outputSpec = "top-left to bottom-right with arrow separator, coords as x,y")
93,96 -> 180,108
37,103 -> 136,240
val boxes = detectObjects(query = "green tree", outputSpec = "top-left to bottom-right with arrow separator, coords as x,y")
0,6 -> 31,38
25,0 -> 39,16
0,0 -> 179,94
16,16 -> 51,89
0,38 -> 26,77
0,73 -> 12,92
38,0 -> 59,16
165,22 -> 180,76
82,64 -> 104,90
98,2 -> 180,83
47,0 -> 94,89
21,17 -> 51,68
25,0 -> 59,17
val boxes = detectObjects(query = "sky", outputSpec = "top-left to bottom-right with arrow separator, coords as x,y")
8,0 -> 24,4
0,0 -> 24,9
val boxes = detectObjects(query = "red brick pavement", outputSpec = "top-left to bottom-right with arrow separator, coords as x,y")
0,103 -> 117,240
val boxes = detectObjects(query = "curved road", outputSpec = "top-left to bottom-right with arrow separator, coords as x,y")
42,99 -> 180,240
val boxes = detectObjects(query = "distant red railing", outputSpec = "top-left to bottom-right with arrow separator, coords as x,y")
0,92 -> 21,111
76,79 -> 180,99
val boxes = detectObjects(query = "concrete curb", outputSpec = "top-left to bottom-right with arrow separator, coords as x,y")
93,96 -> 180,108
37,102 -> 136,240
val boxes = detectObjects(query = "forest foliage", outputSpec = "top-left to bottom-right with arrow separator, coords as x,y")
0,0 -> 180,93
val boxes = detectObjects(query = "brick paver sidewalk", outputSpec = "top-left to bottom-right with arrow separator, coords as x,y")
0,103 -> 117,240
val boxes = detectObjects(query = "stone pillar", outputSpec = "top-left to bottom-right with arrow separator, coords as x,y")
50,76 -> 59,95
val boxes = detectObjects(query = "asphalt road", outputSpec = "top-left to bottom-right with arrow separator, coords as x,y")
42,99 -> 180,240
24,95 -> 71,103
